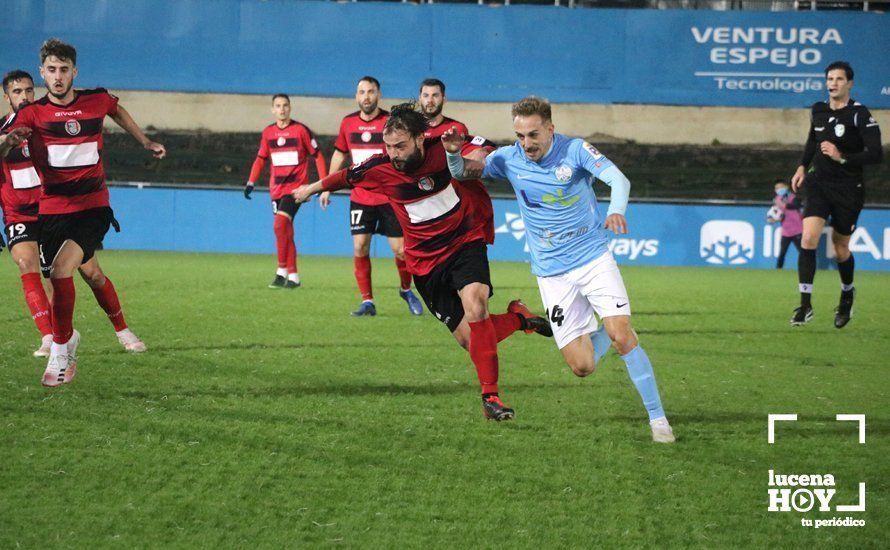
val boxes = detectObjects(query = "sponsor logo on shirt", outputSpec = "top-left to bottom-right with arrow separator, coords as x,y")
54,110 -> 83,117
583,142 -> 603,160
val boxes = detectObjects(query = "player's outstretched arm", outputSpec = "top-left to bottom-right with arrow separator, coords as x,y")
110,105 -> 166,159
442,128 -> 487,180
244,156 -> 266,199
0,128 -> 32,158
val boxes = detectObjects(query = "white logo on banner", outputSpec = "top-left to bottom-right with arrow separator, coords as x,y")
495,212 -> 529,253
700,220 -> 754,265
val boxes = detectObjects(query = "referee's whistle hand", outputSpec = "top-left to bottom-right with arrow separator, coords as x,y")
819,141 -> 842,161
604,214 -> 628,235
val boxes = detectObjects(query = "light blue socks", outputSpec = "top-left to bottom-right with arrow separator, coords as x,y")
590,325 -> 611,364
621,345 -> 666,421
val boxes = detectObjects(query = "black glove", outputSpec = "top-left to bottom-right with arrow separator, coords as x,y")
244,182 -> 254,200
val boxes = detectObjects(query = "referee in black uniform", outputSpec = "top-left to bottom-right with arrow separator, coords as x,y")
791,61 -> 882,328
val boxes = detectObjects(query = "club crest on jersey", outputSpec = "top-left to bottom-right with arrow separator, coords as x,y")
834,124 -> 845,137
22,143 -> 30,158
555,164 -> 573,183
65,119 -> 81,136
276,137 -> 286,147
583,142 -> 603,160
418,177 -> 435,191
361,131 -> 372,143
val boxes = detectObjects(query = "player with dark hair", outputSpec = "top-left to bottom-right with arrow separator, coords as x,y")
418,78 -> 468,140
790,61 -> 882,328
244,93 -> 327,288
294,102 -> 553,421
1,70 -> 53,356
1,39 -> 165,386
321,76 -> 423,317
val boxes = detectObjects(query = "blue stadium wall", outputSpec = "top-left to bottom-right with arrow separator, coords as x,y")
104,187 -> 890,272
2,1 -> 888,108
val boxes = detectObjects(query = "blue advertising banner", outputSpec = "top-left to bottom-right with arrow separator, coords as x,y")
105,186 -> 890,272
2,2 -> 888,108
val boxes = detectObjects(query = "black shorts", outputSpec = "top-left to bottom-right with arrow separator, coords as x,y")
802,178 -> 865,236
272,195 -> 301,218
412,240 -> 493,333
5,220 -> 40,250
38,207 -> 115,277
350,201 -> 402,237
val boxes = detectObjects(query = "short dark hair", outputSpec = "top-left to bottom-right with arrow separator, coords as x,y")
2,70 -> 34,94
511,96 -> 552,122
358,76 -> 380,90
825,61 -> 853,80
383,101 -> 429,138
40,38 -> 77,66
774,179 -> 787,186
272,93 -> 290,103
419,78 -> 445,95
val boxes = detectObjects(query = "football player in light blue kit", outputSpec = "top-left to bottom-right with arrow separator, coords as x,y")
443,96 -> 674,442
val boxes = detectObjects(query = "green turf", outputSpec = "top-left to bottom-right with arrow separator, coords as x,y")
1,251 -> 887,548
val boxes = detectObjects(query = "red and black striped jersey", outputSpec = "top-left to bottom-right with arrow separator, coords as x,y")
339,137 -> 495,276
333,110 -> 389,206
2,89 -> 118,215
1,113 -> 41,224
255,121 -> 320,200
424,117 -> 469,141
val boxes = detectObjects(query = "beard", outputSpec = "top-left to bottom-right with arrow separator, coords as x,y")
422,103 -> 443,119
391,148 -> 423,173
360,101 -> 378,115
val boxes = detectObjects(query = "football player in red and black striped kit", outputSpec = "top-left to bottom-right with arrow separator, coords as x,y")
418,78 -> 468,141
321,76 -> 423,317
1,70 -> 53,357
1,39 -> 165,387
244,94 -> 327,289
295,103 -> 553,421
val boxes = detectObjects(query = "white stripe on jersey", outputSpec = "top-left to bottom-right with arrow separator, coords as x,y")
47,142 -> 99,168
405,183 -> 460,224
351,149 -> 383,164
271,151 -> 300,167
10,166 -> 41,189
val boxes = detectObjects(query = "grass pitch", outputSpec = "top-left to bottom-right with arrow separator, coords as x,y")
1,251 -> 887,548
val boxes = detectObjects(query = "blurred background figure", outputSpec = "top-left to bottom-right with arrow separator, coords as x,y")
767,179 -> 803,270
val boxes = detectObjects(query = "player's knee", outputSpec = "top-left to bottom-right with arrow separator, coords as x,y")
79,267 -> 106,288
610,329 -> 638,356
567,356 -> 596,378
463,302 -> 487,322
801,234 -> 820,249
14,255 -> 40,274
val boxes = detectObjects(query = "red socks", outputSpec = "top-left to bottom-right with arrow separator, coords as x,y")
91,277 -> 128,331
21,273 -> 52,336
285,222 -> 297,274
489,313 -> 522,343
468,318 -> 499,395
395,257 -> 412,291
51,277 -> 76,344
354,256 -> 373,300
273,215 -> 289,269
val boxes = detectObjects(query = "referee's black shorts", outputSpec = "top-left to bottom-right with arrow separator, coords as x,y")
802,178 -> 864,236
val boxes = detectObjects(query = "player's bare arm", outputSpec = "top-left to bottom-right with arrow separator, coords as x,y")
109,105 -> 166,159
791,165 -> 806,192
320,149 -> 347,208
293,180 -> 324,204
0,128 -> 32,157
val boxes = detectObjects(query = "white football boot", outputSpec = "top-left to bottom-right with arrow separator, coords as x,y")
116,328 -> 146,353
42,330 -> 79,387
33,334 -> 53,358
650,417 -> 676,443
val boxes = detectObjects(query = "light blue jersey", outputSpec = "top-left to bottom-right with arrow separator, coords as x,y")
484,133 -> 617,277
